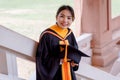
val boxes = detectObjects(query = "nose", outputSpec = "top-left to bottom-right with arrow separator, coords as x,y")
63,17 -> 68,23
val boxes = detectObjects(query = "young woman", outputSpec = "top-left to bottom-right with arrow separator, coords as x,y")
36,5 -> 87,80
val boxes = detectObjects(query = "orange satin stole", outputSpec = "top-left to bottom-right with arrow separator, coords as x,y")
59,40 -> 72,80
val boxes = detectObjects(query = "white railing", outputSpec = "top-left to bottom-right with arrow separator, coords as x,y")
0,25 -> 119,80
0,25 -> 37,80
76,62 -> 120,80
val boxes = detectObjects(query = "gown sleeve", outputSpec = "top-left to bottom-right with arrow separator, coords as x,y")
70,32 -> 89,71
70,32 -> 79,71
36,33 -> 60,80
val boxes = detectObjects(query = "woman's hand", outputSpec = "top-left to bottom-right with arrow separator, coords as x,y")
70,61 -> 78,67
60,59 -> 78,67
60,58 -> 71,64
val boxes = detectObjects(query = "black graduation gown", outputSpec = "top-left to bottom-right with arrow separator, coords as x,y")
36,28 -> 80,80
59,45 -> 89,64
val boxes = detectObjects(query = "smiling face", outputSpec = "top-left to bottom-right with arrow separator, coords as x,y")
56,9 -> 73,29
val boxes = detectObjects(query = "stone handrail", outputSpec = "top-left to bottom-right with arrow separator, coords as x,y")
76,62 -> 119,80
112,16 -> 120,44
0,25 -> 37,61
0,25 -> 37,80
0,25 -> 119,80
112,16 -> 120,31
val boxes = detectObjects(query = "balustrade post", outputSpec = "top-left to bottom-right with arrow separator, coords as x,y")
0,48 -> 24,80
6,51 -> 18,80
0,49 -> 8,75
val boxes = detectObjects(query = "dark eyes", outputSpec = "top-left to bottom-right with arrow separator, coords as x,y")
60,15 -> 72,20
68,17 -> 72,20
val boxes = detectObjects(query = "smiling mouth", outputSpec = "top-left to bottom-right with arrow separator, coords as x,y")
61,23 -> 68,26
